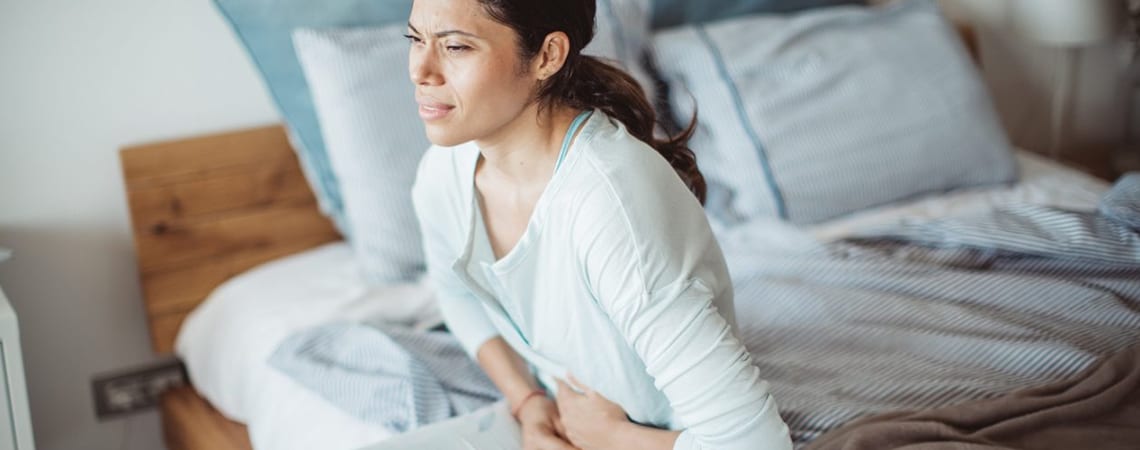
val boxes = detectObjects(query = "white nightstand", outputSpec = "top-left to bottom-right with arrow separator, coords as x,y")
0,280 -> 35,449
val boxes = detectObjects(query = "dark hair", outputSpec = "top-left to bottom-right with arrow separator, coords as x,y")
477,0 -> 706,204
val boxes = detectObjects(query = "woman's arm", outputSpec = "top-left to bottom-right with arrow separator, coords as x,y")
476,337 -> 543,408
568,167 -> 793,450
479,338 -> 579,450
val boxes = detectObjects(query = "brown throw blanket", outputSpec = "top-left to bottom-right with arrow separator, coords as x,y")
805,343 -> 1140,450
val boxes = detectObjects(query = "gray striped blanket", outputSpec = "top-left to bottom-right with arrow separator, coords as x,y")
726,201 -> 1140,445
270,177 -> 1140,445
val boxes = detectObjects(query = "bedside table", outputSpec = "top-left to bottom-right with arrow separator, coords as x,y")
0,283 -> 35,449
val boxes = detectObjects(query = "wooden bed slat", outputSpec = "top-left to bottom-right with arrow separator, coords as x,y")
125,158 -> 315,226
120,124 -> 342,354
131,201 -> 338,274
162,386 -> 253,450
122,125 -> 297,183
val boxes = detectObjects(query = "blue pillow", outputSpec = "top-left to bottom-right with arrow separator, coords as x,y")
211,0 -> 415,237
650,0 -> 865,28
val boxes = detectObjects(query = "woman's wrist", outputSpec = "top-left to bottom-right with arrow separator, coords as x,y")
510,389 -> 547,420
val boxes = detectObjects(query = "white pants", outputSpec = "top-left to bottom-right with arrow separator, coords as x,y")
355,400 -> 523,450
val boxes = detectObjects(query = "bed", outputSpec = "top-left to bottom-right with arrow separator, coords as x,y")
119,1 -> 1140,450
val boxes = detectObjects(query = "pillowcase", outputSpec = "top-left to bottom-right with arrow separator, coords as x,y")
653,0 -> 1018,225
292,2 -> 656,283
650,0 -> 865,28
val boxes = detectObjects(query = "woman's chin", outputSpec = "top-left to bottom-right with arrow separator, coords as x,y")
424,126 -> 468,148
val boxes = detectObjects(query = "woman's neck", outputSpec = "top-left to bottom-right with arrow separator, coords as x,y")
475,103 -> 582,185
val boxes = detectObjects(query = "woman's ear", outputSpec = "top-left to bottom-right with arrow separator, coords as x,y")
533,31 -> 570,81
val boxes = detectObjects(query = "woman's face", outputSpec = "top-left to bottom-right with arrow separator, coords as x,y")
408,0 -> 538,147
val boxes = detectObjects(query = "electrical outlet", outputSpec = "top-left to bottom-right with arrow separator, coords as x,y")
91,359 -> 187,420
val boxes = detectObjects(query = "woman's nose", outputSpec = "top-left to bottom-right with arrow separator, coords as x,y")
409,48 -> 442,86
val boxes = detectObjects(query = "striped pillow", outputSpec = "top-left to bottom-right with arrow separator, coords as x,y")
653,0 -> 1018,225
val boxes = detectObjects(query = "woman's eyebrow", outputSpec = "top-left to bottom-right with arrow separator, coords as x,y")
407,22 -> 482,40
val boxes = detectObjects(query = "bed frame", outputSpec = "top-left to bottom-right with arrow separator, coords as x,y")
120,125 -> 341,449
119,20 -> 980,450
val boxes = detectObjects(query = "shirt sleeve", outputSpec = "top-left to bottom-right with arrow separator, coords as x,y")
411,148 -> 500,359
577,175 -> 792,450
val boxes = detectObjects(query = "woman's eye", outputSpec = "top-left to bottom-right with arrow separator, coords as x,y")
445,44 -> 471,53
403,34 -> 423,45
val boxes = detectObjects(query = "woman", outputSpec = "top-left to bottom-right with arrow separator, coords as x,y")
407,0 -> 792,448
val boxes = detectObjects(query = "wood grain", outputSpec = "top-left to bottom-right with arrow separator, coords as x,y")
162,386 -> 253,450
120,124 -> 342,354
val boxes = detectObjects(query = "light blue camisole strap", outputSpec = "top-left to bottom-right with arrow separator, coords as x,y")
555,110 -> 593,173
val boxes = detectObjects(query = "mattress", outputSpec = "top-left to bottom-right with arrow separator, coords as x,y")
175,151 -> 1111,450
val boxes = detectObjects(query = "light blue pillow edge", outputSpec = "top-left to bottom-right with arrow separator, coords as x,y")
211,0 -> 349,237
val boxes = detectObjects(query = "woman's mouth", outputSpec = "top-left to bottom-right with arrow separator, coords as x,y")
417,101 -> 454,121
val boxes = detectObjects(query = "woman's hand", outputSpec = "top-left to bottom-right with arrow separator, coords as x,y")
554,375 -> 629,450
516,395 -> 579,450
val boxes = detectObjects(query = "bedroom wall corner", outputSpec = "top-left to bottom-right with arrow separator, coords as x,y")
0,0 -> 279,449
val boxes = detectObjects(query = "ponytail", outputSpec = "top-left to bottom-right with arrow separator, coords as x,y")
549,56 -> 706,204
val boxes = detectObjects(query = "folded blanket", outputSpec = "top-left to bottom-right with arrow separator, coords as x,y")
268,322 -> 501,432
805,343 -> 1140,450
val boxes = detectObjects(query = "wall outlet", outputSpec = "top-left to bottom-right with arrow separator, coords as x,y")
91,359 -> 187,420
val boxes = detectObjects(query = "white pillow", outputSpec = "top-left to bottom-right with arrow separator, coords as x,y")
293,26 -> 427,283
293,2 -> 656,283
653,0 -> 1019,225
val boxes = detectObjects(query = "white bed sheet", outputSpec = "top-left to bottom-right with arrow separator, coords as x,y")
174,242 -> 441,450
174,150 -> 1110,450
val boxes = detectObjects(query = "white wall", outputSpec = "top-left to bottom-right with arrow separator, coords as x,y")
0,0 -> 278,448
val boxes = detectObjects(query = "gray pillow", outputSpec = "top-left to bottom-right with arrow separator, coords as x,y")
653,0 -> 1018,225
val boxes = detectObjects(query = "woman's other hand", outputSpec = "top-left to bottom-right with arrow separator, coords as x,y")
554,375 -> 628,450
517,395 -> 579,450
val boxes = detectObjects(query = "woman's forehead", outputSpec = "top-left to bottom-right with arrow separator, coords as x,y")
409,0 -> 495,36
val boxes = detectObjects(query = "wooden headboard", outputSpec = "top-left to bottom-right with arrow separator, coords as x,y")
120,125 -> 342,354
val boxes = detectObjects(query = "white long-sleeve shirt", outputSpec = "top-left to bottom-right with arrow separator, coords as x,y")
410,109 -> 792,450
